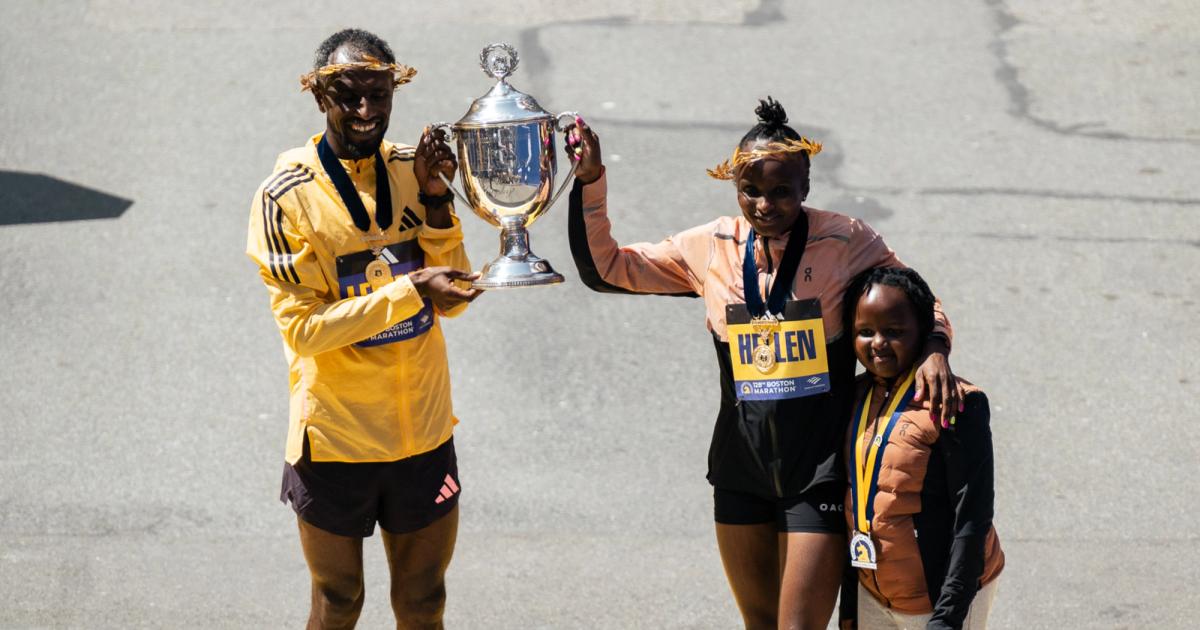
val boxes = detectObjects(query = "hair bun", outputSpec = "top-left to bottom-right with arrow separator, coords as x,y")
755,97 -> 788,128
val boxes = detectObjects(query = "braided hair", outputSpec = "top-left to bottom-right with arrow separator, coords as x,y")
843,267 -> 937,340
741,97 -> 803,145
313,28 -> 396,70
740,96 -> 810,188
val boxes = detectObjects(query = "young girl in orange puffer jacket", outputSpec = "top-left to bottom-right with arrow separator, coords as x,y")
841,267 -> 1003,630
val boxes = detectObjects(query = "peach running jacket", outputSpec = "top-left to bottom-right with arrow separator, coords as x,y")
568,172 -> 953,498
570,172 -> 951,344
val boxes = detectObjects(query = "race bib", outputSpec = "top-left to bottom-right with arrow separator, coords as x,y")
726,299 -> 831,401
336,240 -> 434,347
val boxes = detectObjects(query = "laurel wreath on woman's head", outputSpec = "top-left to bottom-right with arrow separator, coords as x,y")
706,137 -> 823,180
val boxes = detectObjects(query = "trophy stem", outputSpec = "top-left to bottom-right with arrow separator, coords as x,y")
500,222 -> 532,260
473,220 -> 564,289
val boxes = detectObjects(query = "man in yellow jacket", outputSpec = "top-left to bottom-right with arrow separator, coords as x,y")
246,28 -> 480,629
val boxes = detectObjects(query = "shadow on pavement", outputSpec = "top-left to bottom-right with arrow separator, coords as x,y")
0,171 -> 132,225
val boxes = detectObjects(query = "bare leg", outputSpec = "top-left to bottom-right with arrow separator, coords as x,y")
716,522 -> 781,630
381,506 -> 459,630
776,532 -> 844,630
297,518 -> 366,630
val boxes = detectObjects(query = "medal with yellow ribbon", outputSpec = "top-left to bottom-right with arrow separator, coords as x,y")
848,367 -> 919,570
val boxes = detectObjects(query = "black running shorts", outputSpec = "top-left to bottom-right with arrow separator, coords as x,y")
280,435 -> 460,538
713,481 -> 845,533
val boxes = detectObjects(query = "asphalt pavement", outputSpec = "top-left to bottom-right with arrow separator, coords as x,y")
1,1 -> 1197,628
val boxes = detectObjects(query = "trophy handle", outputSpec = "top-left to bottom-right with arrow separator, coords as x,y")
547,111 -> 581,209
428,121 -> 472,207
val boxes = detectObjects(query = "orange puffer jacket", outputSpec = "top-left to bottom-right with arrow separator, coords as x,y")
843,375 -> 1004,628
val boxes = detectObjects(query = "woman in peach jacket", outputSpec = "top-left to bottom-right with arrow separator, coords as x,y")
564,99 -> 963,629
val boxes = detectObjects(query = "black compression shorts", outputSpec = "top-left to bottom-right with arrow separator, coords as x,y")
713,482 -> 845,534
280,435 -> 460,538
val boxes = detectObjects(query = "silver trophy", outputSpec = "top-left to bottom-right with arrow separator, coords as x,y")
432,43 -> 577,289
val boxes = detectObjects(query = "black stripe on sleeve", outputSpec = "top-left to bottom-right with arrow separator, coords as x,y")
566,179 -> 698,298
270,197 -> 301,284
264,166 -> 304,193
260,191 -> 284,281
270,169 -> 315,198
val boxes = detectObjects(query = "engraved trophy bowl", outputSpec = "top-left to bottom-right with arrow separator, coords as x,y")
430,43 -> 577,289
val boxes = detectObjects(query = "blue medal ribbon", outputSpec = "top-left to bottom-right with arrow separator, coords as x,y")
316,134 -> 392,232
741,212 -> 809,318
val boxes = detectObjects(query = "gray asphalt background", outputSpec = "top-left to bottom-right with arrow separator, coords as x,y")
2,1 -> 1198,628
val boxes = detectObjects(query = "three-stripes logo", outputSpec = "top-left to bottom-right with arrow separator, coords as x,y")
260,165 -> 315,283
434,474 -> 460,505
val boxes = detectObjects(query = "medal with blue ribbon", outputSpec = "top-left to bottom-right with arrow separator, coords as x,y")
741,214 -> 808,372
849,367 -> 919,570
317,134 -> 396,289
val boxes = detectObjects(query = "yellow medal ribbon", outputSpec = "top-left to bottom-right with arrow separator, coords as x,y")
851,367 -> 918,534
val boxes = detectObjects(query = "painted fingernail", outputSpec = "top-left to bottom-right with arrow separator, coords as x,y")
959,401 -> 965,412
575,115 -> 583,125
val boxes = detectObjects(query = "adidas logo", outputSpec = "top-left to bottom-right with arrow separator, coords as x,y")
434,474 -> 460,504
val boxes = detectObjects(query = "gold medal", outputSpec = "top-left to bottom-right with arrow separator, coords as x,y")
359,228 -> 395,291
366,259 -> 393,290
753,343 -> 775,373
750,316 -> 781,374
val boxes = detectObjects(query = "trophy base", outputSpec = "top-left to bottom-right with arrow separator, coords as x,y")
473,254 -> 565,289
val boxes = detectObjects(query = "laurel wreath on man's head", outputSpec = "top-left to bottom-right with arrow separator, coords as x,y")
299,55 -> 418,93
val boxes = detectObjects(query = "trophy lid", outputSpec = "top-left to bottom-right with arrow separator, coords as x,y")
454,44 -> 553,128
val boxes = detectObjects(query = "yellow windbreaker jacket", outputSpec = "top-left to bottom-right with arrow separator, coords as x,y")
246,134 -> 471,464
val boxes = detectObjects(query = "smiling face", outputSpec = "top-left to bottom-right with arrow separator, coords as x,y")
313,48 -> 393,159
734,142 -> 810,237
852,284 -> 923,380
